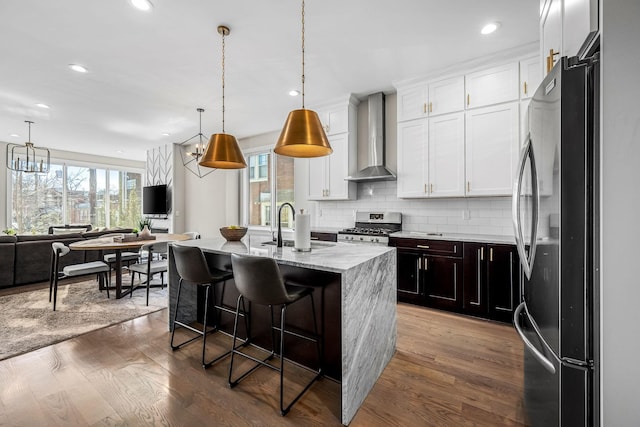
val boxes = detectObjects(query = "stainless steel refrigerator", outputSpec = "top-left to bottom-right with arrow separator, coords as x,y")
512,53 -> 599,426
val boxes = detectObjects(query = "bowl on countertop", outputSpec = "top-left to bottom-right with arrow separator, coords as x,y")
219,226 -> 247,241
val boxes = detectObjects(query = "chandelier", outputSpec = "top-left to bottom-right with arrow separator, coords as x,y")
6,121 -> 50,173
178,108 -> 215,178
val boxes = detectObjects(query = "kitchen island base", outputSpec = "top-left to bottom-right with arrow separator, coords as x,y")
167,238 -> 396,425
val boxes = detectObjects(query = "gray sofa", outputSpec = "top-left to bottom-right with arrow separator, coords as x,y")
0,228 -> 134,288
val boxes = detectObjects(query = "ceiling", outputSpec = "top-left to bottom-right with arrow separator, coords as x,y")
0,0 -> 539,162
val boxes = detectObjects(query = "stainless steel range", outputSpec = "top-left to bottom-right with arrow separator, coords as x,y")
337,211 -> 401,244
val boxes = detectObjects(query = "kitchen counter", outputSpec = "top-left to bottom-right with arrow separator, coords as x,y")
167,237 -> 397,425
390,231 -> 516,245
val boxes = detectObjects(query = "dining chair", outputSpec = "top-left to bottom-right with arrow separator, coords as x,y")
49,242 -> 111,311
128,241 -> 170,305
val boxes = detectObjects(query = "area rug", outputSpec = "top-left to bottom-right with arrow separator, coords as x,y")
0,278 -> 168,361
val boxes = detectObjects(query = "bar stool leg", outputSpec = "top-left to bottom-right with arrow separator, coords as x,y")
201,284 -> 211,368
170,278 -> 184,350
279,304 -> 287,415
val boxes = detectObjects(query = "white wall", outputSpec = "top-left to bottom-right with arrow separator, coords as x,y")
600,0 -> 640,424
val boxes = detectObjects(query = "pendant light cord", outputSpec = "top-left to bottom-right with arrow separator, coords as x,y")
301,0 -> 305,109
221,30 -> 226,133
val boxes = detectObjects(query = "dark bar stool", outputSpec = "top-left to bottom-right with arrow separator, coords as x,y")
170,245 -> 249,368
228,253 -> 322,416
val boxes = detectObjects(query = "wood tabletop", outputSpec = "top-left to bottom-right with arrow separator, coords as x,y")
68,233 -> 190,250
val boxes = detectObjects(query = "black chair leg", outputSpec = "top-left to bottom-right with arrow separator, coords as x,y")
279,305 -> 287,415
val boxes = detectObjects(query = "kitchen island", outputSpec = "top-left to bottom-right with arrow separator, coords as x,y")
167,237 -> 397,425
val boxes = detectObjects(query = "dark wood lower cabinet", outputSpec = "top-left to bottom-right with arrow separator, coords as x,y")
486,244 -> 519,322
423,255 -> 463,311
392,237 -> 519,323
463,243 -> 487,315
396,249 -> 423,304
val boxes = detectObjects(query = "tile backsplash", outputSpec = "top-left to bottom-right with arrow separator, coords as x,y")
311,181 -> 514,236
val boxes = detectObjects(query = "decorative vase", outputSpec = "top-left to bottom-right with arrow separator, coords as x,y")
139,225 -> 152,239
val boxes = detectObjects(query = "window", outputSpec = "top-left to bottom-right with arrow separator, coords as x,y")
9,161 -> 143,234
242,148 -> 295,230
249,153 -> 269,182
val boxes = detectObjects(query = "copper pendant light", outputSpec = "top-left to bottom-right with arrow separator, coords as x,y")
199,25 -> 247,170
274,0 -> 332,158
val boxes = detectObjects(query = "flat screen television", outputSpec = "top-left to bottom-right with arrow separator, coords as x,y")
142,184 -> 168,215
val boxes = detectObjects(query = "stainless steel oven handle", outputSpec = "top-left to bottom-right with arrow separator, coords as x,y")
513,302 -> 556,374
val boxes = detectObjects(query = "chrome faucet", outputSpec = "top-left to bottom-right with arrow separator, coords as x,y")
277,202 -> 295,248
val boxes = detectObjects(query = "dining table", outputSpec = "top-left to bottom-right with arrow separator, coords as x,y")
69,233 -> 190,299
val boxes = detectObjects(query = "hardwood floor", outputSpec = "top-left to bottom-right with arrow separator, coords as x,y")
0,297 -> 526,426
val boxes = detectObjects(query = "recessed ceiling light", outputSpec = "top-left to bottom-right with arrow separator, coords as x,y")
289,90 -> 300,97
481,22 -> 500,35
10,133 -> 20,138
35,103 -> 50,109
130,0 -> 153,11
162,133 -> 170,136
69,64 -> 88,73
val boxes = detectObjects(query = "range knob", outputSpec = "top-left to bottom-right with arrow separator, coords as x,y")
359,237 -> 364,241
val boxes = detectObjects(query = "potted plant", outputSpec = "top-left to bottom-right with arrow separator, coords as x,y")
138,217 -> 153,232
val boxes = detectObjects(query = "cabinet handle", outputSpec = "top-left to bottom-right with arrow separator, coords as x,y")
418,257 -> 422,270
523,81 -> 528,95
424,183 -> 427,194
547,49 -> 559,73
424,257 -> 428,270
429,102 -> 433,113
310,237 -> 319,240
490,247 -> 494,262
430,183 -> 433,193
467,94 -> 470,106
423,103 -> 427,114
467,181 -> 471,192
480,246 -> 484,261
416,245 -> 430,249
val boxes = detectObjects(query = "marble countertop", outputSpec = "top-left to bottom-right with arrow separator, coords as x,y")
389,231 -> 516,245
174,237 -> 395,273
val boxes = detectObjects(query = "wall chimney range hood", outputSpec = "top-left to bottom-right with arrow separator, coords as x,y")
345,92 -> 396,182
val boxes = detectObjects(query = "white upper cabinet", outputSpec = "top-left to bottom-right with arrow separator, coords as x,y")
520,99 -> 532,148
428,76 -> 465,116
317,104 -> 349,136
307,96 -> 357,201
465,62 -> 519,109
465,102 -> 520,196
397,119 -> 428,198
397,76 -> 464,122
307,134 -> 354,200
397,83 -> 428,122
520,57 -> 542,99
541,0 -> 563,75
428,112 -> 465,197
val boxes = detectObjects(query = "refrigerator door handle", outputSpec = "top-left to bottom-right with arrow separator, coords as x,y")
513,302 -> 556,374
512,134 -> 539,279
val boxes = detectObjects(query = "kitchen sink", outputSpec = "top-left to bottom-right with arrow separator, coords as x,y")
261,240 -> 335,249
